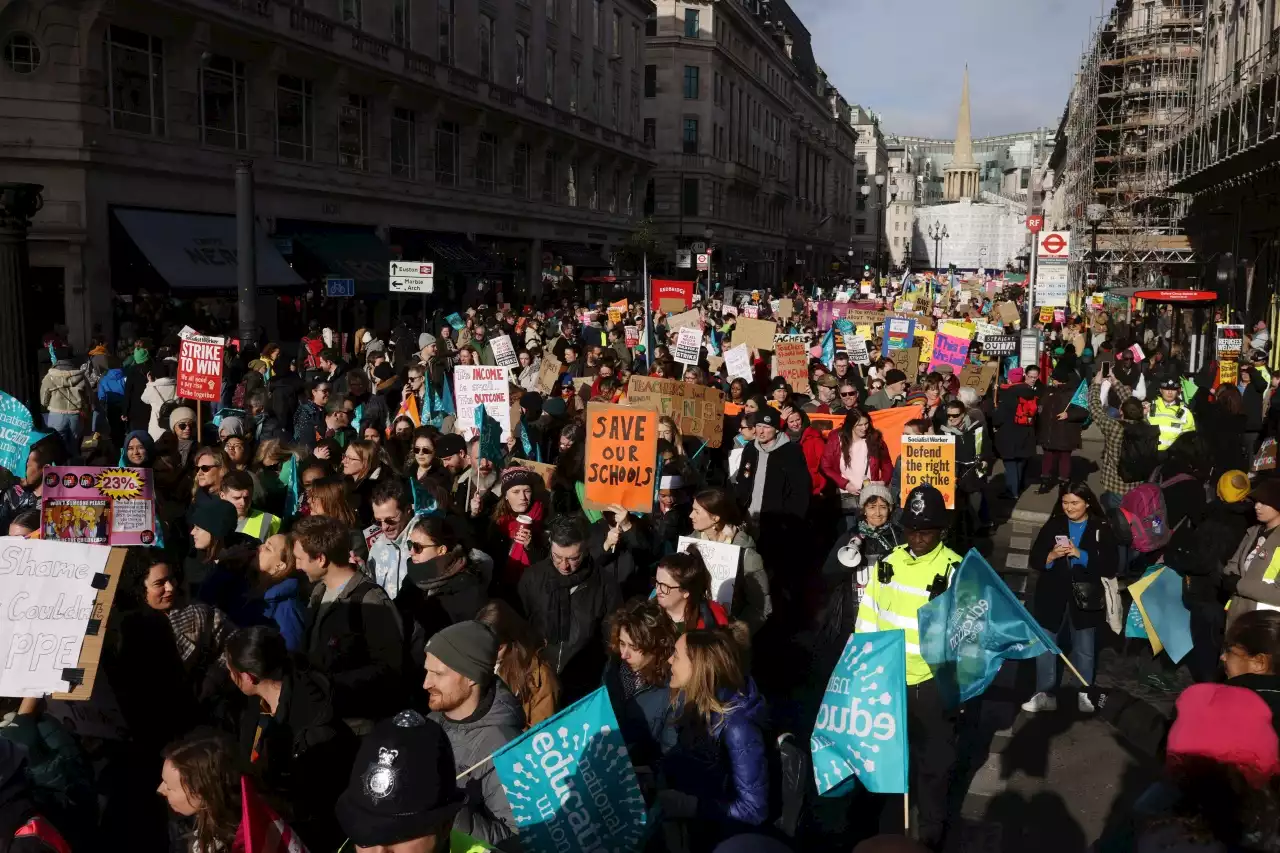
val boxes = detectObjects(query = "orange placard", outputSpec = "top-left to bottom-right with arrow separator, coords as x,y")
583,403 -> 659,513
724,402 -> 744,417
869,404 -> 925,465
808,413 -> 842,436
901,434 -> 957,509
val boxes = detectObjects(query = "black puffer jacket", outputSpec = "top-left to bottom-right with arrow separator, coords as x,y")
0,484 -> 39,534
1165,498 -> 1254,609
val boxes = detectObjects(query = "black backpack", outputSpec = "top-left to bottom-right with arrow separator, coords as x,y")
1118,422 -> 1160,483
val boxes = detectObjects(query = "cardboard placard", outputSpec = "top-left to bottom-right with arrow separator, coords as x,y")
843,309 -> 887,327
775,341 -> 810,391
625,376 -> 725,447
901,434 -> 956,509
583,403 -> 658,513
659,298 -> 687,315
982,335 -> 1018,357
1218,359 -> 1239,386
777,298 -> 794,320
915,330 -> 936,366
1253,437 -> 1278,473
673,327 -> 702,366
677,536 -> 742,606
667,309 -> 702,332
707,354 -> 724,374
725,344 -> 753,382
928,333 -> 970,373
732,317 -> 779,352
997,302 -> 1021,325
535,353 -> 563,394
176,333 -> 226,402
959,363 -> 1000,396
899,348 -> 921,385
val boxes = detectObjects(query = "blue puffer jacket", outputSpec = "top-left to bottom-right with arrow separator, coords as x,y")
660,678 -> 770,833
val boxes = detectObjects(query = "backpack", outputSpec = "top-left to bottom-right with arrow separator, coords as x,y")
1013,395 -> 1037,426
95,368 -> 126,404
1118,422 -> 1160,483
1113,474 -> 1193,554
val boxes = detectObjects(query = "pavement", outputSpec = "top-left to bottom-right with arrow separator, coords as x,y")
942,424 -> 1191,853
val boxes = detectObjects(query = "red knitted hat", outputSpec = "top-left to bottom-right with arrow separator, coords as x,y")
1166,684 -> 1280,784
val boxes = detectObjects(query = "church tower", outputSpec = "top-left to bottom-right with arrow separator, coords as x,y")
944,66 -> 981,201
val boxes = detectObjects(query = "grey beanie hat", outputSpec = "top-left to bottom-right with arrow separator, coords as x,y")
425,621 -> 498,687
419,332 -> 437,349
859,483 -> 893,509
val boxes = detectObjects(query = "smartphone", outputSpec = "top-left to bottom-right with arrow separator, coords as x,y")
1101,362 -> 1111,378
1055,535 -> 1072,550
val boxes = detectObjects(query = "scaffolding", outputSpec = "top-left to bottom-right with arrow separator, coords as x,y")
1061,1 -> 1203,285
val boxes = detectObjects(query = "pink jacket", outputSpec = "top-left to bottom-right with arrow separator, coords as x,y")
819,432 -> 893,491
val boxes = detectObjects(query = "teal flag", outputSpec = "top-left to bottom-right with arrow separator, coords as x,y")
476,406 -> 504,468
1181,376 -> 1198,402
811,630 -> 909,796
282,455 -> 302,518
1068,380 -> 1088,410
410,476 -> 442,517
0,392 -> 34,477
918,549 -> 1061,708
821,328 -> 836,370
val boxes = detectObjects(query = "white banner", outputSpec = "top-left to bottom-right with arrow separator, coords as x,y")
0,538 -> 111,697
673,327 -> 702,366
453,366 -> 512,442
677,536 -> 742,606
725,344 -> 753,382
489,334 -> 519,369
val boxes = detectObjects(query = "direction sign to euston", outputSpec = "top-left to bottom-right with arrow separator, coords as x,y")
389,261 -> 434,293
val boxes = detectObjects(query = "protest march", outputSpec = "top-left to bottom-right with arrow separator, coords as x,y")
2,270 -> 1280,853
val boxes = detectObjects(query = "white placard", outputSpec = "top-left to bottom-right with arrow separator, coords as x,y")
848,336 -> 871,366
452,366 -> 512,443
490,334 -> 519,369
673,327 -> 702,366
677,536 -> 742,607
0,538 -> 111,697
975,321 -> 1004,342
725,344 -> 753,382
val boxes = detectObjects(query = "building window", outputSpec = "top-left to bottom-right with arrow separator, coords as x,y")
609,170 -> 620,213
199,55 -> 246,149
546,0 -> 556,21
337,93 -> 370,170
643,118 -> 655,147
682,117 -> 698,154
612,12 -> 622,55
855,219 -> 866,235
593,0 -> 603,46
435,120 -> 458,186
438,0 -> 455,65
275,74 -> 313,160
567,160 -> 579,206
391,0 -> 410,47
479,14 -> 494,80
644,178 -> 655,215
611,82 -> 620,127
632,24 -> 641,63
545,49 -> 555,104
106,25 -> 165,136
340,0 -> 361,28
589,165 -> 599,210
543,152 -> 559,202
514,32 -> 528,93
645,13 -> 656,36
569,61 -> 580,113
856,193 -> 866,211
3,34 -> 41,74
570,0 -> 579,34
682,65 -> 698,99
682,177 -> 698,216
592,72 -> 602,118
476,132 -> 497,191
391,107 -> 416,179
684,8 -> 699,38
630,87 -> 639,135
644,64 -> 656,97
514,143 -> 530,198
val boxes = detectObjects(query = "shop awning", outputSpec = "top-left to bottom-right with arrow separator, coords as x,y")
292,230 -> 395,293
113,208 -> 304,290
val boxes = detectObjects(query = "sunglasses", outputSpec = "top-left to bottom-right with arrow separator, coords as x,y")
413,446 -> 435,455
174,422 -> 193,430
839,391 -> 858,398
407,541 -> 435,554
196,464 -> 217,473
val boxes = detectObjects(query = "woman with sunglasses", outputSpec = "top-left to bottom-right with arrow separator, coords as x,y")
406,425 -> 449,491
820,407 -> 893,532
190,446 -> 231,510
396,516 -> 490,661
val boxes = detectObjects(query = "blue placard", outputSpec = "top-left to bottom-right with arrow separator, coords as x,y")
0,392 -> 34,477
811,630 -> 909,796
325,277 -> 355,298
494,687 -> 648,853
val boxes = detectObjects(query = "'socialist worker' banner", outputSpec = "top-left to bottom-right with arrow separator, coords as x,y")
583,403 -> 658,514
901,434 -> 956,509
493,687 -> 649,853
176,333 -> 226,402
0,539 -> 111,697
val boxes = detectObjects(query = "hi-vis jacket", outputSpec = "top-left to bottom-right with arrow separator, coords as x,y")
1148,397 -> 1196,451
855,541 -> 961,685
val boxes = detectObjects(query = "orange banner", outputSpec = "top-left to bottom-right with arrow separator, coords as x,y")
869,403 -> 925,465
583,403 -> 659,513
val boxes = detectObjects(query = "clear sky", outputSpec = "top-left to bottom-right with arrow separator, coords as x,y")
790,0 -> 1107,138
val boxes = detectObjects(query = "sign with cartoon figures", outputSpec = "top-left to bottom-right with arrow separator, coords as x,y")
40,466 -> 158,547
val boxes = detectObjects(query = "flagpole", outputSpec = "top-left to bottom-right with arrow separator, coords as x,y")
1060,653 -> 1091,688
903,791 -> 910,834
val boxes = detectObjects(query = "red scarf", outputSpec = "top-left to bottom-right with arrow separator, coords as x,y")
502,500 -> 544,587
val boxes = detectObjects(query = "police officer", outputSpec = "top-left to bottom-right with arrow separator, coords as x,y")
854,483 -> 961,850
1250,349 -> 1272,385
1147,376 -> 1196,451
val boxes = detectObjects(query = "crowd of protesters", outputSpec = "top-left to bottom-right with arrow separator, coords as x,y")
2,283 -> 1280,853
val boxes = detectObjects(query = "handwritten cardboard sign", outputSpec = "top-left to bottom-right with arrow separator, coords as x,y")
1219,359 -> 1239,386
725,344 -> 753,382
843,309 -> 887,327
899,347 -> 921,385
997,302 -> 1021,325
453,366 -> 512,442
583,403 -> 658,513
775,341 -> 810,390
667,309 -> 702,332
732,317 -> 779,351
901,434 -> 956,509
915,330 -> 936,366
677,536 -> 742,606
535,352 -> 563,394
959,364 -> 999,396
928,333 -> 970,373
626,376 -> 725,447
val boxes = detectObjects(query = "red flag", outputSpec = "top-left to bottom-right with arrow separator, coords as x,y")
233,778 -> 309,853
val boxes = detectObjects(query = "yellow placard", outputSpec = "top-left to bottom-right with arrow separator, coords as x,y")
1129,568 -> 1166,656
916,330 -> 936,365
901,434 -> 957,509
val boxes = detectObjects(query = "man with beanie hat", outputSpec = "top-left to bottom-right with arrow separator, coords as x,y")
336,709 -> 466,852
423,621 -> 524,846
866,370 -> 908,411
854,484 -> 961,849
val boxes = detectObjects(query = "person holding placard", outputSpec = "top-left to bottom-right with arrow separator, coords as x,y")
655,549 -> 731,635
820,408 -> 894,532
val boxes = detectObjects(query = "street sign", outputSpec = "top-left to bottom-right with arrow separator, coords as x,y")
389,261 -> 434,293
1035,264 -> 1069,306
1037,231 -> 1070,261
325,277 -> 355,298
676,249 -> 692,269
696,253 -> 710,271
1026,215 -> 1044,234
691,241 -> 706,254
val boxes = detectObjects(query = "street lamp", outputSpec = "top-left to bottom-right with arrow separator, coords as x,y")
874,174 -> 886,280
928,221 -> 949,273
703,226 -> 715,298
1085,203 -> 1106,286
860,185 -> 872,273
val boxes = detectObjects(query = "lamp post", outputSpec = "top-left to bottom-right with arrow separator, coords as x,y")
874,173 -> 886,281
1085,203 -> 1106,288
929,221 -> 949,273
703,225 -> 715,299
860,185 -> 872,274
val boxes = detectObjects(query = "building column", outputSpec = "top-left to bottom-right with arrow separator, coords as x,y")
528,236 -> 543,299
0,183 -> 43,406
